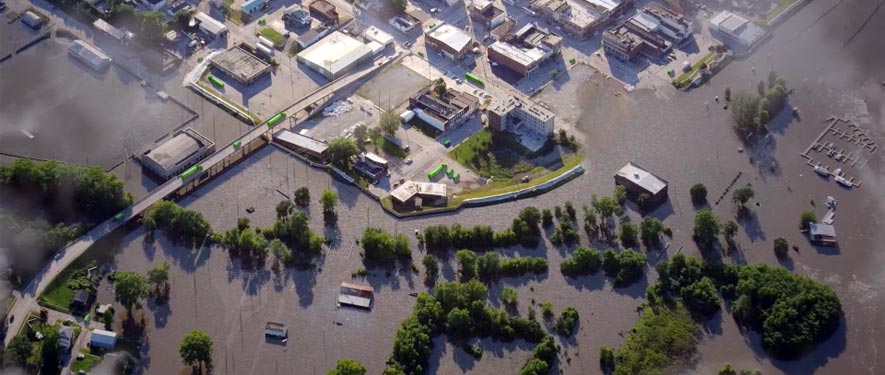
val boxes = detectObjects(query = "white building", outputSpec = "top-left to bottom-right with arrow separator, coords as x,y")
296,31 -> 375,80
709,11 -> 766,47
193,12 -> 228,39
68,40 -> 112,71
425,23 -> 473,60
362,26 -> 394,47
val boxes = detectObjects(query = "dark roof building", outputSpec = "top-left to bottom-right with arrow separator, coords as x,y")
469,0 -> 506,28
273,129 -> 329,159
71,289 -> 90,309
141,128 -> 215,180
614,162 -> 668,203
408,87 -> 479,132
808,223 -> 836,245
308,0 -> 338,25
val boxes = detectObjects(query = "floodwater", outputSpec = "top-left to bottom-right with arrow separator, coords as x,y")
0,39 -> 193,169
29,0 -> 885,373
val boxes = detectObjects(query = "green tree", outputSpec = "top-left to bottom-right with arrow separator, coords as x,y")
136,11 -> 165,45
455,249 -> 478,281
799,210 -> 816,230
520,359 -> 549,375
693,209 -> 720,247
476,252 -> 500,280
276,200 -> 294,219
757,81 -> 766,97
40,326 -> 61,374
6,334 -> 33,367
614,185 -> 627,205
380,109 -> 400,136
723,221 -> 739,241
502,287 -> 518,306
147,261 -> 170,291
774,237 -> 789,258
353,123 -> 368,147
328,137 -> 358,167
639,217 -> 665,246
327,358 -> 367,375
618,218 -> 638,248
564,201 -> 577,219
114,271 -> 149,313
361,227 -> 411,262
446,307 -> 472,336
554,307 -> 579,336
730,91 -> 762,135
719,363 -> 737,375
422,254 -> 439,282
599,346 -> 615,373
180,330 -> 213,374
591,195 -> 619,219
294,187 -> 310,207
541,208 -> 554,228
270,238 -> 294,263
320,189 -> 338,213
690,183 -> 707,204
431,78 -> 447,97
732,183 -> 755,208
681,277 -> 721,315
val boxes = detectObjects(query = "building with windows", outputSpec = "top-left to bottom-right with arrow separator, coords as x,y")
488,96 -> 555,150
308,0 -> 338,25
634,3 -> 692,43
389,181 -> 448,209
408,87 -> 479,132
425,23 -> 474,61
488,23 -> 561,76
614,162 -> 668,203
140,128 -> 215,180
602,26 -> 643,60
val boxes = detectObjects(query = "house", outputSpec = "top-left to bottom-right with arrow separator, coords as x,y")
308,0 -> 338,25
283,4 -> 312,26
338,282 -> 374,309
193,12 -> 228,39
531,0 -> 631,40
240,0 -> 265,19
273,129 -> 329,159
408,87 -> 479,132
89,329 -> 118,350
71,289 -> 91,311
614,162 -> 668,203
808,223 -> 837,245
362,152 -> 389,171
58,326 -> 74,353
265,322 -> 288,339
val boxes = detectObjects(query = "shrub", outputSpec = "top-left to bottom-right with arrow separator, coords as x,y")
502,287 -> 518,306
599,347 -> 615,372
774,237 -> 789,258
541,209 -> 554,228
500,257 -> 548,277
422,255 -> 439,281
539,302 -> 554,319
456,249 -> 478,280
554,307 -> 579,336
362,228 -> 411,262
560,247 -> 602,276
602,249 -> 646,285
618,218 -> 638,248
680,277 -> 721,316
614,185 -> 627,205
799,210 -> 816,230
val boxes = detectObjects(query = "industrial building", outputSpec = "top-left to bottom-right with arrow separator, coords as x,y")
425,23 -> 474,61
487,23 -> 561,76
210,47 -> 272,84
283,4 -> 312,26
338,283 -> 374,309
614,162 -> 668,203
389,181 -> 448,209
633,3 -> 692,43
308,0 -> 338,25
470,0 -> 506,28
193,12 -> 228,39
140,128 -> 215,180
296,31 -> 376,80
708,11 -> 766,48
68,40 -> 112,71
488,96 -> 555,151
408,87 -> 479,132
531,0 -> 631,40
274,129 -> 329,159
295,27 -> 330,49
93,19 -> 132,43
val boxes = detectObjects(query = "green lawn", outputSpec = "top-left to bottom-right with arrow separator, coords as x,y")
448,128 -> 549,180
259,27 -> 285,46
71,350 -> 101,373
672,52 -> 718,88
450,152 -> 582,205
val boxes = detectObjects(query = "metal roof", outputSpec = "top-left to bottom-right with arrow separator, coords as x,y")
274,130 -> 329,154
390,181 -> 447,203
297,31 -> 373,76
194,12 -> 227,36
68,40 -> 112,70
427,24 -> 472,52
615,162 -> 668,195
90,329 -> 118,347
146,129 -> 210,171
809,223 -> 836,238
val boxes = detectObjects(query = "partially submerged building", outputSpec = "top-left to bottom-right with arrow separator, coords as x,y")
362,26 -> 394,48
70,289 -> 91,311
488,96 -> 555,151
140,128 -> 215,180
614,162 -> 668,203
408,87 -> 479,132
21,10 -> 44,29
808,223 -> 837,246
708,11 -> 766,48
264,322 -> 288,340
296,31 -> 376,80
633,3 -> 692,43
390,181 -> 448,209
338,282 -> 374,309
274,129 -> 329,159
425,23 -> 474,61
68,40 -> 112,71
487,23 -> 562,76
283,4 -> 312,26
209,47 -> 272,85
89,329 -> 118,350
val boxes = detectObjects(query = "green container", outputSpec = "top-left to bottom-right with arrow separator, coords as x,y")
232,140 -> 242,148
444,140 -> 451,147
446,168 -> 453,176
453,172 -> 460,180
267,112 -> 286,127
208,75 -> 224,89
179,165 -> 203,179
428,164 -> 444,179
464,72 -> 484,87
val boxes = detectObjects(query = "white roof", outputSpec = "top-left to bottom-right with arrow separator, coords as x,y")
93,19 -> 126,40
362,25 -> 394,46
489,41 -> 547,67
809,223 -> 836,238
586,0 -> 620,11
274,129 -> 329,154
146,129 -> 210,171
194,12 -> 227,36
710,11 -> 747,34
427,24 -> 472,52
390,181 -> 447,203
616,162 -> 667,195
68,40 -> 112,70
90,329 -> 118,347
297,31 -> 372,75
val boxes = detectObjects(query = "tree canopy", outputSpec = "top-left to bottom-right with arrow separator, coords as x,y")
321,189 -> 339,213
327,358 -> 367,375
328,137 -> 358,167
693,209 -> 720,247
381,109 -> 401,136
180,330 -> 213,371
114,271 -> 149,311
361,227 -> 411,262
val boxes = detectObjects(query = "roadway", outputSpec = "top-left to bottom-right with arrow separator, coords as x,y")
3,56 -> 391,345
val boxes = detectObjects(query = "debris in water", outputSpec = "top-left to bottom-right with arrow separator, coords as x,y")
20,129 -> 35,139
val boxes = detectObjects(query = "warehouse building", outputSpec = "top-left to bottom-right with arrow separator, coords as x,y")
296,31 -> 375,80
362,26 -> 394,47
708,11 -> 766,48
487,23 -> 561,76
193,12 -> 228,39
210,47 -> 272,84
273,129 -> 329,159
488,96 -> 555,151
425,23 -> 473,61
140,128 -> 215,180
614,162 -> 668,204
68,40 -> 112,71
408,87 -> 479,132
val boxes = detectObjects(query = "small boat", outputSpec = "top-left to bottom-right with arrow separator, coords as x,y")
814,165 -> 829,177
835,176 -> 852,188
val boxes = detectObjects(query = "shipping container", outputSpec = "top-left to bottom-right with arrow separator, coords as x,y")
208,75 -> 225,88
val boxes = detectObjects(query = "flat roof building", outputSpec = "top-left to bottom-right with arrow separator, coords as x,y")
68,40 -> 112,71
602,26 -> 643,60
141,128 -> 215,180
614,162 -> 668,203
425,23 -> 473,61
709,11 -> 766,48
93,19 -> 130,42
89,329 -> 118,350
470,0 -> 506,28
274,129 -> 329,159
210,47 -> 272,84
488,23 -> 561,76
283,4 -> 312,26
297,31 -> 375,80
265,322 -> 288,339
309,0 -> 338,25
193,12 -> 228,39
532,0 -> 631,40
636,3 -> 692,42
21,10 -> 44,29
408,87 -> 479,132
363,26 -> 394,47
488,96 -> 555,151
390,181 -> 448,209
338,282 -> 373,309
808,223 -> 836,245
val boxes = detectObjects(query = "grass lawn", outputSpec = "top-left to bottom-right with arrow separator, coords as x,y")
672,52 -> 717,88
449,128 -> 552,180
223,0 -> 243,25
259,27 -> 285,46
71,350 -> 101,373
450,152 -> 582,205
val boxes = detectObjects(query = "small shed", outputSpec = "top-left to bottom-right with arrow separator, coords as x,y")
89,329 -> 118,349
240,0 -> 264,16
265,322 -> 288,339
338,282 -> 373,309
808,223 -> 836,246
71,289 -> 90,310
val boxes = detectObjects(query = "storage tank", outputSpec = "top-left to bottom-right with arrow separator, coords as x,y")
256,43 -> 274,57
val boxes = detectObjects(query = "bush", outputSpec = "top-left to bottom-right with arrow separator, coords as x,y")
602,249 -> 646,285
146,201 -> 212,245
362,228 -> 411,262
799,210 -> 816,230
502,287 -> 518,306
773,237 -> 789,258
614,304 -> 697,375
554,307 -> 579,336
560,247 -> 602,276
456,249 -> 478,280
422,255 -> 439,282
539,302 -> 554,319
500,257 -> 548,277
541,209 -> 554,228
690,183 -> 707,204
599,347 -> 615,372
618,218 -> 638,248
680,277 -> 721,316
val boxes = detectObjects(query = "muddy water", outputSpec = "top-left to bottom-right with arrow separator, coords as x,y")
94,0 -> 885,374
